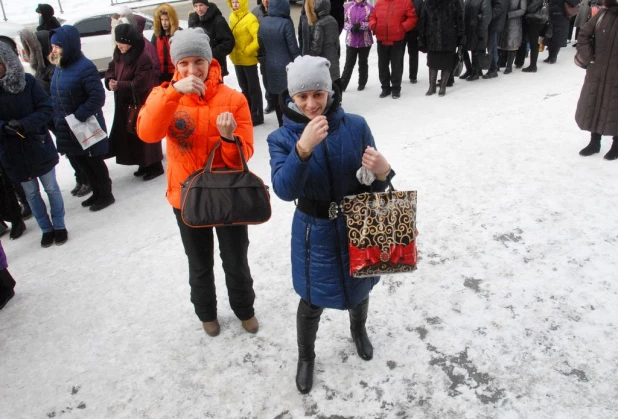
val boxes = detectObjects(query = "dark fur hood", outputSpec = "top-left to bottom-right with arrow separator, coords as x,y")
0,42 -> 26,94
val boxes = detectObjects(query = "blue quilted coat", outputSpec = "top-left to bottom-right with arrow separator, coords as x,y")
0,74 -> 58,182
49,25 -> 108,156
267,92 -> 393,309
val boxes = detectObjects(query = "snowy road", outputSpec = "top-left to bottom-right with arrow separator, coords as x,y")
1,12 -> 617,417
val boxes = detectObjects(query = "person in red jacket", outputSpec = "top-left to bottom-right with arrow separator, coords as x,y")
369,0 -> 417,99
151,4 -> 181,84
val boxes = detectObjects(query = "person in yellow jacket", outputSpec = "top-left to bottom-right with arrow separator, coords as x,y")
228,0 -> 264,126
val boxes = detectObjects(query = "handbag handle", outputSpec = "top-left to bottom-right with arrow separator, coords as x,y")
204,136 -> 249,172
130,82 -> 139,107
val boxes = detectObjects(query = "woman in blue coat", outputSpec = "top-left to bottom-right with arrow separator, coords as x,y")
0,42 -> 67,248
49,25 -> 115,212
258,0 -> 300,126
267,56 -> 394,394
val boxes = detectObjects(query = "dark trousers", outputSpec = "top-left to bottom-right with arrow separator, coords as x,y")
377,40 -> 406,94
0,166 -> 22,226
405,29 -> 419,80
67,155 -> 88,185
0,268 -> 16,302
340,46 -> 371,91
174,208 -> 255,322
267,92 -> 283,127
516,21 -> 545,68
71,155 -> 112,202
487,30 -> 499,71
235,65 -> 264,124
259,63 -> 275,105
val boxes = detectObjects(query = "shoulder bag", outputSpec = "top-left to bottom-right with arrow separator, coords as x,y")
180,137 -> 272,228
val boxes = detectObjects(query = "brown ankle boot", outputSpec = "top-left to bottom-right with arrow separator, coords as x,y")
241,316 -> 259,333
202,320 -> 220,337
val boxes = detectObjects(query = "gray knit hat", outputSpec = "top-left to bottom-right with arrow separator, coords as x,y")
169,27 -> 212,66
286,55 -> 332,97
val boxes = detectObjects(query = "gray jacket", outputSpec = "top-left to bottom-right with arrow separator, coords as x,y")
306,0 -> 341,80
498,0 -> 527,50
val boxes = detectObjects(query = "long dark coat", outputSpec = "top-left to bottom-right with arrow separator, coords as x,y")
418,0 -> 465,52
306,0 -> 341,80
548,0 -> 581,48
464,0 -> 492,51
575,5 -> 618,136
498,0 -> 527,50
257,0 -> 300,95
104,42 -> 162,167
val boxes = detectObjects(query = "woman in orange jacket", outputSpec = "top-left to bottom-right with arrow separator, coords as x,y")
137,28 -> 259,337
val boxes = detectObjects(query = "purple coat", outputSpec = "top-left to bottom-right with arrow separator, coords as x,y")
343,0 -> 374,48
0,241 -> 8,270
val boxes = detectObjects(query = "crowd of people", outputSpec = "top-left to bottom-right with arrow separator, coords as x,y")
0,0 -> 616,395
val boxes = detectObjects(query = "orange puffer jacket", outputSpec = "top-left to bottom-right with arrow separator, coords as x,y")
137,59 -> 254,209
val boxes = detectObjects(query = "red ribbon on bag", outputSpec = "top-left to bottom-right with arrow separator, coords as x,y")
349,242 -> 418,275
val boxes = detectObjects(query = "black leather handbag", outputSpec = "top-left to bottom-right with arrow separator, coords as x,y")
180,137 -> 271,228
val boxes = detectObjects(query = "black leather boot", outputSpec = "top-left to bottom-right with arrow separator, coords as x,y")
296,299 -> 323,394
579,133 -> 602,157
439,70 -> 451,96
349,297 -> 373,360
425,68 -> 438,96
604,137 -> 618,160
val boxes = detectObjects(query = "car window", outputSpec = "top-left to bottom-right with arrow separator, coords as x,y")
74,17 -> 111,37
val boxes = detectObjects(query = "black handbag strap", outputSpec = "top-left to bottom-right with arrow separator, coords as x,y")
204,137 -> 249,172
130,82 -> 139,107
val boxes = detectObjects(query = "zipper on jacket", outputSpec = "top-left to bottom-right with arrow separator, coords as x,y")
305,223 -> 312,305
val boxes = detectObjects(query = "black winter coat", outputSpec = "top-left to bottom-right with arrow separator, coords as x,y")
464,0 -> 492,51
575,5 -> 618,135
0,74 -> 58,183
188,4 -> 235,76
36,4 -> 61,31
419,0 -> 464,52
548,0 -> 581,48
306,0 -> 341,80
489,0 -> 509,32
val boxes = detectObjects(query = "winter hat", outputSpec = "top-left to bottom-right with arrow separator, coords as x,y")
114,23 -> 141,45
193,0 -> 208,5
169,27 -> 212,65
286,55 -> 332,96
0,42 -> 26,94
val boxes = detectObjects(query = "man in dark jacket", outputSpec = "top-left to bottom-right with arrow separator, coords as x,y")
188,0 -> 235,77
36,4 -> 61,32
406,0 -> 424,83
484,0 -> 508,78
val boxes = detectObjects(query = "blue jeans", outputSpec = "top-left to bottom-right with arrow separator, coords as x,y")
21,168 -> 65,233
488,30 -> 499,71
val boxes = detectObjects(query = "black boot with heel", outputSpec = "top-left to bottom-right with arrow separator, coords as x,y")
349,297 -> 373,360
296,299 -> 323,394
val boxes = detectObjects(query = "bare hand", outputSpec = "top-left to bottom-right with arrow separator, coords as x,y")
173,75 -> 206,97
362,146 -> 390,175
298,115 -> 329,151
109,79 -> 117,91
216,112 -> 237,140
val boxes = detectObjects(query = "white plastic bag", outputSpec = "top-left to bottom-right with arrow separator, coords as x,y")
64,114 -> 107,150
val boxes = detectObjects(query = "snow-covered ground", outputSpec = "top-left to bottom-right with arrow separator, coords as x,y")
1,9 -> 618,418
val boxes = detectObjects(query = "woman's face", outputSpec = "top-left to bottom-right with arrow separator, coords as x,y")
231,0 -> 240,10
49,45 -> 63,66
117,43 -> 132,54
292,90 -> 329,119
177,56 -> 210,82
